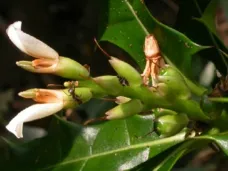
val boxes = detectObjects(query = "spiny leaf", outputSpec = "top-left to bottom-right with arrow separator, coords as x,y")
1,116 -> 187,171
153,140 -> 209,171
195,131 -> 228,155
195,0 -> 228,59
154,131 -> 228,171
99,0 -> 207,78
197,0 -> 219,37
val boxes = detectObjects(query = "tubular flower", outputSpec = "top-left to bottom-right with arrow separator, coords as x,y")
6,89 -> 77,138
6,21 -> 89,80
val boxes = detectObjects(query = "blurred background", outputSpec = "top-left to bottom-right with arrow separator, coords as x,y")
0,0 -> 228,170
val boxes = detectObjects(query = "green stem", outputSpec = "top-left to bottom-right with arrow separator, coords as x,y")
209,97 -> 228,103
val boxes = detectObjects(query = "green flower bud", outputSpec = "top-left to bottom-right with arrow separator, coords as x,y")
109,57 -> 142,86
105,99 -> 144,120
157,66 -> 191,99
63,87 -> 93,104
115,96 -> 131,104
155,113 -> 189,137
153,108 -> 178,117
93,75 -> 124,96
55,57 -> 90,80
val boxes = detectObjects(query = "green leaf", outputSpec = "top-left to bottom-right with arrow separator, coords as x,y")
153,140 -> 209,171
1,116 -> 187,171
154,141 -> 192,171
175,0 -> 228,76
99,0 -> 206,78
197,0 -> 219,37
195,0 -> 228,68
175,0 -> 211,44
220,0 -> 228,19
152,131 -> 228,171
195,132 -> 228,155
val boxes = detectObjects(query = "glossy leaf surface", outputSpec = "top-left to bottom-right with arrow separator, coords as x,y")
1,116 -> 187,171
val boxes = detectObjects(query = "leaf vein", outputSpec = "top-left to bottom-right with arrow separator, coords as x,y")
124,0 -> 149,35
40,131 -> 186,170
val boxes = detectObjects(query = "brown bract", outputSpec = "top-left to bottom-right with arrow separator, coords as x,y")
141,34 -> 165,86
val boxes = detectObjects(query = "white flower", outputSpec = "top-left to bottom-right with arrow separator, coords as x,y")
6,21 -> 58,59
6,21 -> 90,80
6,103 -> 63,138
5,88 -> 78,138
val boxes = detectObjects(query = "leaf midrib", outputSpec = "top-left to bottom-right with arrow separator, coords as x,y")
41,131 -> 186,170
124,0 -> 149,35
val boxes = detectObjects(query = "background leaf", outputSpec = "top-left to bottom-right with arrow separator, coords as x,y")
198,0 -> 219,38
153,140 -> 210,171
195,132 -> 228,155
175,0 -> 228,77
195,0 -> 228,72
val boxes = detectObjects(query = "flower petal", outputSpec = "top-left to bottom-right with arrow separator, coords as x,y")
6,103 -> 63,138
6,21 -> 58,59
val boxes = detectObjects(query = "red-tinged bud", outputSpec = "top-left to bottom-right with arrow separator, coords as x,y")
115,96 -> 131,104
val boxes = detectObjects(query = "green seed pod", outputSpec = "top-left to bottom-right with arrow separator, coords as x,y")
93,75 -> 124,96
106,99 -> 144,120
157,66 -> 191,99
109,57 -> 142,86
155,113 -> 189,137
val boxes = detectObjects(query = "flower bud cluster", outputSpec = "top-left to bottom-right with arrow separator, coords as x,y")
5,21 -> 209,138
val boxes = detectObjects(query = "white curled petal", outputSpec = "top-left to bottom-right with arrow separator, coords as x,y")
6,21 -> 59,59
6,103 -> 63,138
